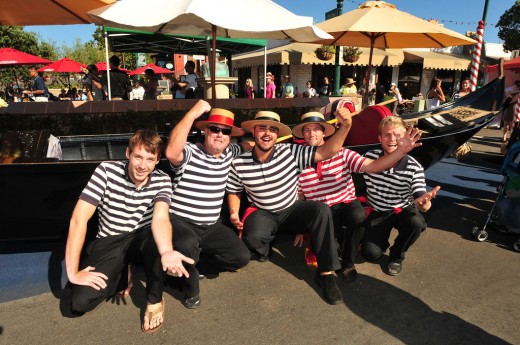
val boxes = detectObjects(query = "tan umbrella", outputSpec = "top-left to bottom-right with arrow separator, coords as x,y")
88,0 -> 333,101
0,0 -> 115,25
315,0 -> 476,106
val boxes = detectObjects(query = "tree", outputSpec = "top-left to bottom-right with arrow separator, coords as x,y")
496,1 -> 520,52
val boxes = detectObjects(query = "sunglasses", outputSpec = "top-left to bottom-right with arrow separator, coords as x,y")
208,126 -> 232,135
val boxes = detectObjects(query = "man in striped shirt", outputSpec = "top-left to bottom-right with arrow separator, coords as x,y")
294,111 -> 422,283
362,117 -> 440,276
66,129 -> 194,333
227,110 -> 352,305
165,101 -> 252,309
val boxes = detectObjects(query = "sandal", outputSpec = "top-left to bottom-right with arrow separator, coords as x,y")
142,298 -> 165,333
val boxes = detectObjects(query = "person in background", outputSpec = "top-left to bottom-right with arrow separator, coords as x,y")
245,78 -> 255,99
76,89 -> 88,101
65,129 -> 194,333
169,60 -> 197,99
59,88 -> 69,100
362,117 -> 440,276
101,55 -> 132,100
143,68 -> 158,100
23,66 -> 49,102
130,81 -> 145,100
389,83 -> 403,104
319,76 -> 332,97
502,80 -> 520,143
281,75 -> 294,98
426,77 -> 446,109
340,77 -> 357,96
82,64 -> 104,101
453,78 -> 471,99
305,80 -> 317,97
265,72 -> 276,99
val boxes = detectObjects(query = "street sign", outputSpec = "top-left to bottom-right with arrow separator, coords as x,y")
325,8 -> 338,20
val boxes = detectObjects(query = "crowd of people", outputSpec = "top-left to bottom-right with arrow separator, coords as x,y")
65,98 -> 439,332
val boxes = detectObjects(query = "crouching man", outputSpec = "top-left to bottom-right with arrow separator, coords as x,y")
65,129 -> 194,333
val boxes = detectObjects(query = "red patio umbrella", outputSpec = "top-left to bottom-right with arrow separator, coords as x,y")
0,48 -> 52,66
128,63 -> 173,75
38,58 -> 86,73
95,62 -> 130,74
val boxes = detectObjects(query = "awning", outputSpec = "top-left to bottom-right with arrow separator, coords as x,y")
404,50 -> 470,70
105,26 -> 267,56
232,42 -> 403,68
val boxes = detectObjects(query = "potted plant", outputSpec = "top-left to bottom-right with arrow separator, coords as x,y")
343,46 -> 362,63
315,45 -> 336,61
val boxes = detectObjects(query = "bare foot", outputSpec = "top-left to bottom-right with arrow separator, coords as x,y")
142,298 -> 165,333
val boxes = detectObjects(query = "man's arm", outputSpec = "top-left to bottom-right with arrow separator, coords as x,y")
150,201 -> 194,277
65,199 -> 108,290
228,193 -> 243,231
314,107 -> 353,162
165,100 -> 211,166
361,126 -> 422,173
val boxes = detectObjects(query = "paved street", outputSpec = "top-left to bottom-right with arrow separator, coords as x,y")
0,128 -> 518,345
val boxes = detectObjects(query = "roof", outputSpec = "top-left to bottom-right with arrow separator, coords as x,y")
404,49 -> 471,70
232,42 -> 403,68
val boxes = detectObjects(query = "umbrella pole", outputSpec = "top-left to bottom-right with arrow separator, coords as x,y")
211,25 -> 217,105
363,37 -> 376,108
104,29 -> 112,101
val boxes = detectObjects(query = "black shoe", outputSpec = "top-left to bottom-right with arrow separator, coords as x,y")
181,295 -> 201,309
250,251 -> 269,262
341,266 -> 358,283
314,272 -> 342,305
387,261 -> 402,276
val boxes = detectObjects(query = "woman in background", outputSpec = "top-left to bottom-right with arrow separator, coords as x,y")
426,77 -> 446,109
245,78 -> 255,99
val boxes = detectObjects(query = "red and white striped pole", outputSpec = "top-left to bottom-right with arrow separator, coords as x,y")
469,20 -> 485,92
514,98 -> 520,123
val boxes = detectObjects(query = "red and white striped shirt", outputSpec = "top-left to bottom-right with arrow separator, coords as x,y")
299,148 -> 367,206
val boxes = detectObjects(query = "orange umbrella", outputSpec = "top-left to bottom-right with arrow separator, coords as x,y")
0,0 -> 115,25
315,0 -> 476,106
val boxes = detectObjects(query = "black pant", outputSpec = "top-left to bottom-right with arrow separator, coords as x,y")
170,215 -> 250,297
243,200 -> 340,273
330,200 -> 366,269
362,205 -> 426,263
71,227 -> 163,313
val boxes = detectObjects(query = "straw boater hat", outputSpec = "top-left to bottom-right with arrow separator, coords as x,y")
241,111 -> 292,137
195,108 -> 244,137
346,78 -> 356,86
292,112 -> 336,138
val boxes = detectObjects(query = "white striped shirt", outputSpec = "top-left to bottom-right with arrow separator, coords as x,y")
227,143 -> 316,213
299,148 -> 367,206
80,161 -> 172,238
170,142 -> 242,225
362,149 -> 426,211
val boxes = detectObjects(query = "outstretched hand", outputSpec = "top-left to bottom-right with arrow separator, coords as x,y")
417,185 -> 441,206
162,251 -> 195,278
398,126 -> 422,154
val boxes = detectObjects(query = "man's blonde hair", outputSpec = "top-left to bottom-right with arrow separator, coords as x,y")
378,116 -> 406,134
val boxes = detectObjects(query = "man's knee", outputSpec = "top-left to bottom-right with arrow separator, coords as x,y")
362,241 -> 383,262
71,287 -> 103,313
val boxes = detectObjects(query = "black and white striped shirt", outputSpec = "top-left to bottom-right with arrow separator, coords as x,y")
227,143 -> 316,213
80,161 -> 172,238
362,149 -> 426,211
170,142 -> 243,225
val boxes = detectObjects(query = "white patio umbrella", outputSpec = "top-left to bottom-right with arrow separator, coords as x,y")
88,0 -> 333,101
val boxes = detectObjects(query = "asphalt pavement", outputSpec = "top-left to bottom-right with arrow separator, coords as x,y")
0,128 -> 518,345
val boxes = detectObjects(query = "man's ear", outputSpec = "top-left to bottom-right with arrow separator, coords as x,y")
125,147 -> 130,159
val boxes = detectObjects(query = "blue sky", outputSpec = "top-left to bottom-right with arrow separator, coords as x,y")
26,0 -> 514,47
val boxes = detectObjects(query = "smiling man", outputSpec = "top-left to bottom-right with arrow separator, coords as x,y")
362,117 -> 441,276
227,109 -> 352,305
164,100 -> 252,309
65,129 -> 194,333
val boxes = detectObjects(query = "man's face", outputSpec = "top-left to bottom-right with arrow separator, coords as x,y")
126,145 -> 159,186
29,69 -> 37,77
253,124 -> 279,153
204,124 -> 231,156
303,123 -> 325,147
379,124 -> 406,155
